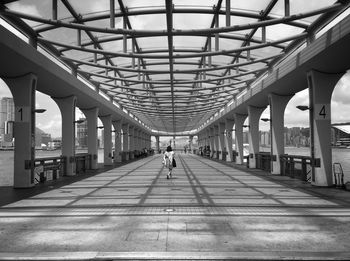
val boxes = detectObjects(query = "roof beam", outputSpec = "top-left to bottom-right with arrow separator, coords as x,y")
165,0 -> 176,133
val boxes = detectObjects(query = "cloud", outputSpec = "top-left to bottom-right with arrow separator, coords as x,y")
35,92 -> 61,137
36,116 -> 62,138
283,72 -> 350,127
285,89 -> 309,127
6,2 -> 42,27
332,72 -> 350,105
0,80 -> 12,97
6,2 -> 41,17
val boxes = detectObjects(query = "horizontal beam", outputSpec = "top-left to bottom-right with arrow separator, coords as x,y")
39,33 -> 308,59
34,7 -> 309,33
63,53 -> 281,75
81,67 -> 263,85
4,4 -> 340,36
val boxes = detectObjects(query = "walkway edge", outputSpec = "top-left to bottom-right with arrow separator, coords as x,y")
0,251 -> 350,260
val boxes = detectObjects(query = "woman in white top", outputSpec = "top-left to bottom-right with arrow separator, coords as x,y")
163,145 -> 175,179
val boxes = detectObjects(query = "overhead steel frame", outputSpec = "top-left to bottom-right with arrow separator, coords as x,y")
0,0 -> 348,133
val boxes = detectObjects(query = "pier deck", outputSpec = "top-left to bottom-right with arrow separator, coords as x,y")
0,154 -> 350,260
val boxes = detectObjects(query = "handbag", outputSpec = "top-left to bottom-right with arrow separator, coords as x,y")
172,157 -> 177,167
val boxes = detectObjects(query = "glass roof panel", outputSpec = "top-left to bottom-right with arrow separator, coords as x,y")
173,13 -> 212,30
219,37 -> 245,51
128,14 -> 166,30
221,0 -> 272,12
137,36 -> 168,51
211,55 -> 233,66
219,14 -> 258,28
270,0 -> 336,23
125,0 -> 165,10
2,0 -> 345,133
69,0 -> 115,16
173,36 -> 207,49
63,49 -> 93,61
173,0 -> 217,7
265,24 -> 305,41
40,27 -> 80,45
6,0 -> 48,18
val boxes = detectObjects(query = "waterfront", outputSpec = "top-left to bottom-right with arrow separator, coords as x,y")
1,147 -> 350,187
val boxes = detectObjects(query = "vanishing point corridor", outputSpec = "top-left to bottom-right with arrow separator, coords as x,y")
0,154 -> 349,260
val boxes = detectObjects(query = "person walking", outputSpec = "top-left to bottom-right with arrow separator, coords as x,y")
163,145 -> 176,179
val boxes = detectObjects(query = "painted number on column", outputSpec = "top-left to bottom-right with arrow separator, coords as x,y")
314,104 -> 330,120
15,106 -> 30,122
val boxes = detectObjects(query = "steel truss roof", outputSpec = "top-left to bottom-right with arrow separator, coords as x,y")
1,0 -> 349,133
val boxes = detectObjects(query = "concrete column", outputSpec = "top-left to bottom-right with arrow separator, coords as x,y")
218,122 -> 226,160
247,106 -> 266,169
100,115 -> 113,166
112,119 -> 122,163
4,74 -> 37,188
53,95 -> 77,176
145,133 -> 148,150
134,128 -> 139,156
122,123 -> 129,161
149,134 -> 151,149
197,133 -> 201,148
269,93 -> 293,174
213,125 -> 219,158
136,129 -> 140,156
129,125 -> 134,160
140,132 -> 144,149
209,127 -> 215,157
206,129 -> 210,148
307,70 -> 344,186
149,134 -> 152,149
156,136 -> 160,153
81,107 -> 99,170
189,135 -> 193,153
234,113 -> 248,165
225,119 -> 235,162
138,130 -> 142,152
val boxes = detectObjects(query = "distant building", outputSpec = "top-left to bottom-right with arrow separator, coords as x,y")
0,97 -> 14,135
332,126 -> 350,147
260,131 -> 270,146
77,118 -> 88,148
35,127 -> 52,148
48,139 -> 61,150
0,97 -> 15,147
100,130 -> 104,149
243,131 -> 249,144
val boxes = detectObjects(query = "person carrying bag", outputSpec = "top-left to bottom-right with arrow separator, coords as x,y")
163,145 -> 176,179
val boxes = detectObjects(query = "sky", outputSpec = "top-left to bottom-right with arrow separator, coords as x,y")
1,0 -> 349,137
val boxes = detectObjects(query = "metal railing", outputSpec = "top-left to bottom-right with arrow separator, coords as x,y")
256,152 -> 273,172
75,153 -> 92,174
280,154 -> 313,182
333,162 -> 344,188
34,156 -> 66,184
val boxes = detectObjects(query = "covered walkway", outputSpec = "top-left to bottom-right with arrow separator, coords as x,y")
0,154 -> 350,260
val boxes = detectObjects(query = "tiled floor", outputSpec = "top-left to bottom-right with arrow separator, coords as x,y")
0,154 -> 350,260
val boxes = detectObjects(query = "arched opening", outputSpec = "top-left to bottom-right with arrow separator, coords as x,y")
96,117 -> 104,164
259,106 -> 271,153
75,108 -> 87,153
281,71 -> 350,184
331,71 -> 350,184
35,91 -> 61,156
0,80 -> 64,186
0,78 -> 14,186
284,88 -> 310,156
